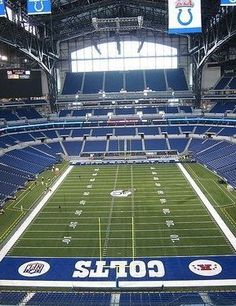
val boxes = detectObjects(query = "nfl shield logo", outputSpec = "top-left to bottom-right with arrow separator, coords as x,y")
18,261 -> 50,277
23,262 -> 44,275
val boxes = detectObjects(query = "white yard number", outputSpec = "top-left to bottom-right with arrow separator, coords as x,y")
170,235 -> 179,243
69,222 -> 78,229
75,210 -> 82,216
95,168 -> 99,171
62,237 -> 71,244
154,177 -> 159,181
155,183 -> 161,187
160,198 -> 166,204
80,200 -> 86,205
92,173 -> 97,176
152,172 -> 157,175
158,190 -> 164,195
87,185 -> 92,189
166,220 -> 174,227
83,192 -> 90,196
150,167 -> 155,170
163,208 -> 170,215
90,178 -> 95,182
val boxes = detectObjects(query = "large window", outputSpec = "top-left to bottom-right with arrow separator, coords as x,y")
71,41 -> 178,72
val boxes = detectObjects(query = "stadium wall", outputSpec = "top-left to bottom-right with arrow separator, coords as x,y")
202,64 -> 221,90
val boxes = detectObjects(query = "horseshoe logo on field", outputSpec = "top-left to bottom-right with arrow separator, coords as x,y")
177,8 -> 193,26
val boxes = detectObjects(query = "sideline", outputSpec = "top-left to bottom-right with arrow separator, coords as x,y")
177,163 -> 236,251
0,165 -> 74,262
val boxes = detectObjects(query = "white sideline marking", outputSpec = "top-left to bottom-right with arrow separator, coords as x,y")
177,163 -> 236,251
119,280 -> 236,288
0,165 -> 74,262
0,279 -> 235,288
0,280 -> 116,288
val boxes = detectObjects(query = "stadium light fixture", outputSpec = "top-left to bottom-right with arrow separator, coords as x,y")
91,16 -> 144,32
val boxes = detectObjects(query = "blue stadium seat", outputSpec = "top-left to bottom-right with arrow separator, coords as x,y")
83,140 -> 107,153
104,71 -> 123,92
92,128 -> 113,136
57,129 -> 72,137
115,127 -> 136,136
115,108 -> 135,115
72,110 -> 89,117
125,70 -> 144,92
160,126 -> 180,134
17,108 -> 42,119
61,72 -> 83,95
82,72 -> 104,94
145,139 -> 167,151
0,109 -> 19,121
169,138 -> 188,153
93,108 -> 113,116
71,129 -> 91,137
63,141 -> 83,155
145,70 -> 166,91
214,76 -> 232,90
59,110 -> 72,117
210,101 -> 236,113
138,127 -> 159,135
109,140 -> 125,152
166,68 -> 188,91
43,130 -> 58,139
126,139 -> 143,151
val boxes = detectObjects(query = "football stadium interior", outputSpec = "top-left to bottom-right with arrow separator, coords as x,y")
1,0 -> 236,305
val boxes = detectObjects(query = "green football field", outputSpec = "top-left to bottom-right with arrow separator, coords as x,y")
8,163 -> 236,258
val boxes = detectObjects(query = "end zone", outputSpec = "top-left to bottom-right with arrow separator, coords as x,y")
0,255 -> 236,288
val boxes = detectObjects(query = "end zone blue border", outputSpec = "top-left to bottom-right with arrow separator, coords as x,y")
1,255 -> 236,287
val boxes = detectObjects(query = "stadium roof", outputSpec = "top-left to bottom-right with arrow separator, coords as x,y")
7,0 -> 221,42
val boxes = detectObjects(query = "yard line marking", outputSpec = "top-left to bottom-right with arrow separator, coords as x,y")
26,227 -> 218,233
178,163 -> 236,251
39,208 -> 205,214
0,165 -> 74,261
131,166 -> 136,259
13,244 -> 228,249
19,235 -> 224,241
29,220 -> 215,227
35,214 -> 210,220
102,165 -> 119,257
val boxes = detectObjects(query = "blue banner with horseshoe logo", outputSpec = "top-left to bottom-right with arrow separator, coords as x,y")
0,0 -> 6,17
221,0 -> 236,5
27,0 -> 51,15
168,0 -> 202,34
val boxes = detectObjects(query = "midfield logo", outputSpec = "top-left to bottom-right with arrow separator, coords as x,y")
110,190 -> 133,198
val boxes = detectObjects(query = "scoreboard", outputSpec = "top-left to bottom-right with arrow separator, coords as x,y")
0,69 -> 42,98
7,70 -> 31,80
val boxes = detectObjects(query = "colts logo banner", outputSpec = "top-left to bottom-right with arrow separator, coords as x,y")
168,0 -> 202,34
221,0 -> 236,6
27,0 -> 51,15
0,0 -> 6,17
